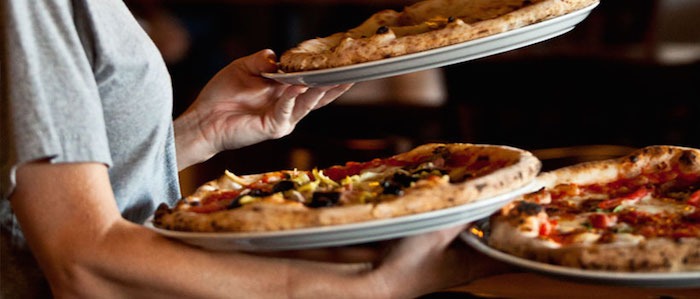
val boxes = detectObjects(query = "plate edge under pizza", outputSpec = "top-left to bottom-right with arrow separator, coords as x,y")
152,143 -> 541,234
483,145 -> 700,274
278,0 -> 601,73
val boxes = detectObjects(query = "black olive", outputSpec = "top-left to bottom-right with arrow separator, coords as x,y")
308,192 -> 341,208
272,180 -> 295,193
448,16 -> 455,23
227,196 -> 243,210
376,26 -> 389,34
381,181 -> 404,196
248,189 -> 271,197
392,172 -> 416,187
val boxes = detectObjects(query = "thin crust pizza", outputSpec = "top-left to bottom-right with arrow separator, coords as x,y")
279,0 -> 600,72
488,145 -> 700,272
154,143 -> 541,232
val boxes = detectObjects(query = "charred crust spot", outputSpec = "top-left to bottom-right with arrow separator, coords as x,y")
475,183 -> 488,192
432,145 -> 449,157
679,150 -> 697,166
376,26 -> 389,34
516,201 -> 543,215
477,155 -> 490,162
523,0 -> 532,5
628,154 -> 639,163
639,260 -> 650,270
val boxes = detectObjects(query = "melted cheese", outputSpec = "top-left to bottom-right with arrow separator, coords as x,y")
621,196 -> 693,215
555,217 -> 588,234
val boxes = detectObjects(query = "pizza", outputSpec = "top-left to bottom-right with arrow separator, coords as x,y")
153,143 -> 541,232
278,0 -> 600,72
487,145 -> 700,272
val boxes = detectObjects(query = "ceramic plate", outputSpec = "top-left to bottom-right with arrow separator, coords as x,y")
461,220 -> 700,288
262,3 -> 598,86
144,181 -> 539,251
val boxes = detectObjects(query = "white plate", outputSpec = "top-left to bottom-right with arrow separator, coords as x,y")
262,2 -> 599,86
144,181 -> 538,251
460,220 -> 700,288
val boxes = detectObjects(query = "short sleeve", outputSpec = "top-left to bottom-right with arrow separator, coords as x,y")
1,0 -> 112,199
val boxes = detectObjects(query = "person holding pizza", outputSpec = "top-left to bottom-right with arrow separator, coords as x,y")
0,0 -> 509,298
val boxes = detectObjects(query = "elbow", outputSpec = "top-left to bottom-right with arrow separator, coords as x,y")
32,233 -> 114,298
39,247 -> 106,298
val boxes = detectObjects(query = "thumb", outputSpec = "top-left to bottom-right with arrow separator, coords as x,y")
246,49 -> 278,74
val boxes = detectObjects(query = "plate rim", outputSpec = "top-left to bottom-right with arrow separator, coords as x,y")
262,1 -> 599,83
460,221 -> 700,288
144,181 -> 540,250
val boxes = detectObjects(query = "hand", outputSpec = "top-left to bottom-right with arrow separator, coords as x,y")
368,224 -> 515,298
174,49 -> 353,169
258,224 -> 515,298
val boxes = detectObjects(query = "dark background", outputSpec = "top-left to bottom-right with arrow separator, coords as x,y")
127,0 -> 700,193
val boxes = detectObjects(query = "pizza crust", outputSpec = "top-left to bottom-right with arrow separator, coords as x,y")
279,0 -> 600,72
491,217 -> 700,271
488,145 -> 700,272
154,143 -> 541,232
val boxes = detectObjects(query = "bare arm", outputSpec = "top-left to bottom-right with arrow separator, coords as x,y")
11,161 -> 382,298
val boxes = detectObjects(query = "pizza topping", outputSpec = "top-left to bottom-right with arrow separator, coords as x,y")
309,191 -> 341,208
688,190 -> 700,207
487,145 -> 700,272
588,213 -> 617,229
505,165 -> 700,246
175,151 -> 472,213
536,172 -> 700,244
154,143 -> 541,234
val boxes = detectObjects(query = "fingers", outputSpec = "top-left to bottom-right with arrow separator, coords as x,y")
268,82 -> 351,136
274,85 -> 309,126
289,83 -> 353,121
290,87 -> 328,122
315,83 -> 353,109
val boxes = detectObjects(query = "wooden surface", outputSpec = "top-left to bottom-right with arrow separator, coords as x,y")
448,273 -> 700,299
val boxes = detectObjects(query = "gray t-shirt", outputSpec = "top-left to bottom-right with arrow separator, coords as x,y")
1,0 -> 181,243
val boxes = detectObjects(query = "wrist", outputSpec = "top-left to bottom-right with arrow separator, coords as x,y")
173,110 -> 217,170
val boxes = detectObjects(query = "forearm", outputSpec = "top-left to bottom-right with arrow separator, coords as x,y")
79,220 -> 367,299
22,208 -> 379,298
10,162 -> 380,298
